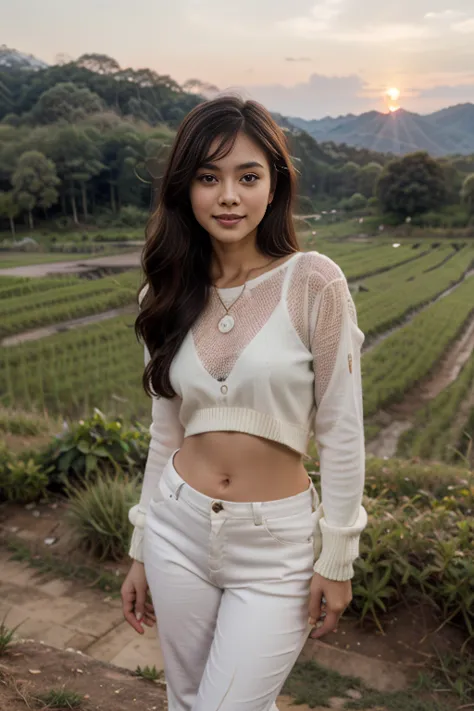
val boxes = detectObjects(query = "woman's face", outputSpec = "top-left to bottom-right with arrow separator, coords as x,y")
190,131 -> 274,247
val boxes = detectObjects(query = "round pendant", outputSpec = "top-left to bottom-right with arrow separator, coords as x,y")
218,315 -> 235,334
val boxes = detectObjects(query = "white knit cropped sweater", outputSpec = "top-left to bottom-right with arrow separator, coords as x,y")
128,250 -> 368,581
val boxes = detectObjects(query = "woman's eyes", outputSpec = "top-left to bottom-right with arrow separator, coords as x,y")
197,174 -> 259,184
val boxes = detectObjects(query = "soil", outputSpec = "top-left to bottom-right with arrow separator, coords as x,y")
0,252 -> 142,279
0,641 -> 167,711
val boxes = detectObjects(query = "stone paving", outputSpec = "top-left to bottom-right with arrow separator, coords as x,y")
0,550 -> 312,710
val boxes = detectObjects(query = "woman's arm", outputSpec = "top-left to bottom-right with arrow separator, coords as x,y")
310,272 -> 367,581
128,334 -> 185,562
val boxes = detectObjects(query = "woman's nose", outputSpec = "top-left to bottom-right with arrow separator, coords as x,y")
218,183 -> 240,205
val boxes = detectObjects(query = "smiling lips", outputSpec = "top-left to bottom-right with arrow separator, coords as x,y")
214,214 -> 245,227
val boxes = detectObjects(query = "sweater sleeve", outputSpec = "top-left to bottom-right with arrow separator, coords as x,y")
310,274 -> 367,581
128,341 -> 185,562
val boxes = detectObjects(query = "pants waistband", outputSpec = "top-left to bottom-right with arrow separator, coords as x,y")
161,449 -> 319,524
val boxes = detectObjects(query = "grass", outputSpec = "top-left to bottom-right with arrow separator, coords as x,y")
34,688 -> 84,709
0,613 -> 21,655
283,659 -> 456,710
3,540 -> 124,598
134,665 -> 164,681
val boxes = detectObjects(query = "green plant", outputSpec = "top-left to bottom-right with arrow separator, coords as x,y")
0,613 -> 23,654
38,409 -> 149,489
135,664 -> 163,681
0,453 -> 50,503
65,470 -> 141,561
34,687 -> 84,708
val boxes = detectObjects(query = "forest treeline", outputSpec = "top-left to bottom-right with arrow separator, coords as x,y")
0,53 -> 474,232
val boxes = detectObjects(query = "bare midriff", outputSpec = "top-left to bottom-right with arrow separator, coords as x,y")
173,432 -> 310,502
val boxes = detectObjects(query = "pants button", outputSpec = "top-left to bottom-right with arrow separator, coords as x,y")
212,502 -> 224,513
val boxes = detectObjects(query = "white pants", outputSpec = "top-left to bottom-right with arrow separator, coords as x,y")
143,449 -> 319,711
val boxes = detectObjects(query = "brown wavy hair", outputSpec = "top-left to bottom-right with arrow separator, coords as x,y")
136,95 -> 299,399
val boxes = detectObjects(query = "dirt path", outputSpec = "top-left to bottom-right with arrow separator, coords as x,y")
367,311 -> 474,458
1,306 -> 136,347
0,252 -> 142,278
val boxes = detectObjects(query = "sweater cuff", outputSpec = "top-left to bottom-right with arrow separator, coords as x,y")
128,504 -> 146,562
312,505 -> 367,581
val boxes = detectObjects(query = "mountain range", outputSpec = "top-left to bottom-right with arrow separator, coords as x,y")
1,45 -> 473,157
288,104 -> 474,157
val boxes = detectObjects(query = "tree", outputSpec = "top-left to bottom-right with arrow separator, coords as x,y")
182,78 -> 219,96
75,53 -> 121,75
0,191 -> 20,235
358,162 -> 383,198
47,126 -> 104,223
339,161 -> 361,197
376,151 -> 447,219
340,193 -> 367,212
98,123 -> 143,211
11,151 -> 60,228
461,174 -> 474,215
32,82 -> 104,124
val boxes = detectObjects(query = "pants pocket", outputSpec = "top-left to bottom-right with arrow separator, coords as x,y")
151,476 -> 168,508
262,508 -> 314,546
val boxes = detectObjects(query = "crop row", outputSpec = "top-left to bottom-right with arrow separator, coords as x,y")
361,245 -> 457,291
356,247 -> 473,339
362,275 -> 474,418
396,349 -> 474,462
0,315 -> 149,421
0,271 -> 142,338
0,269 -> 141,318
337,243 -> 430,280
0,275 -> 81,300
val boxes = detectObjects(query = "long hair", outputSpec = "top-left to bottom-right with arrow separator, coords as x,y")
136,95 -> 299,399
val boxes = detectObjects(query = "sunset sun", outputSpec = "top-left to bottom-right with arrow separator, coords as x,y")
385,87 -> 401,113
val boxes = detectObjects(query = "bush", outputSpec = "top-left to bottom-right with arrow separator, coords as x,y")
94,206 -> 148,228
66,471 -> 141,561
37,408 -> 149,490
0,444 -> 50,503
339,192 -> 367,212
309,455 -> 474,652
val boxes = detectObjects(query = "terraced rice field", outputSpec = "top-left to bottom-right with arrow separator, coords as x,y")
0,235 -> 473,463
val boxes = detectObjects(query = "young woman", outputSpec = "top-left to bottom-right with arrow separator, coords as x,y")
121,96 -> 367,711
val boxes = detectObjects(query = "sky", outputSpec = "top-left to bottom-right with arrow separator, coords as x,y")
3,0 -> 474,118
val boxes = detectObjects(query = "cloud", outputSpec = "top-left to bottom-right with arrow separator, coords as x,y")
331,23 -> 435,44
285,57 -> 312,62
452,18 -> 474,33
245,73 -> 373,119
278,2 -> 436,44
277,0 -> 345,36
416,82 -> 474,100
425,10 -> 466,21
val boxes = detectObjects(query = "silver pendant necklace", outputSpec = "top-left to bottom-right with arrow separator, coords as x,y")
213,256 -> 283,334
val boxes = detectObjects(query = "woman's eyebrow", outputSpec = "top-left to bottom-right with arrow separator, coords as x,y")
199,161 -> 265,171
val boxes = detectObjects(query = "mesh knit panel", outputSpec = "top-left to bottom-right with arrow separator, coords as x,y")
311,278 -> 358,405
287,252 -> 358,406
192,269 -> 286,382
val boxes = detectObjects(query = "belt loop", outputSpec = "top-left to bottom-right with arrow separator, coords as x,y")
252,502 -> 263,526
175,482 -> 185,500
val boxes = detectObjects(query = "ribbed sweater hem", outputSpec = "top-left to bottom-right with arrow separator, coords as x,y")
185,407 -> 309,455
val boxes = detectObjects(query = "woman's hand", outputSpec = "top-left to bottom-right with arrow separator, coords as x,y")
308,572 -> 352,639
121,560 -> 157,635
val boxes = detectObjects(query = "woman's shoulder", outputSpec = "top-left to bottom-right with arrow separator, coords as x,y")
295,250 -> 346,290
